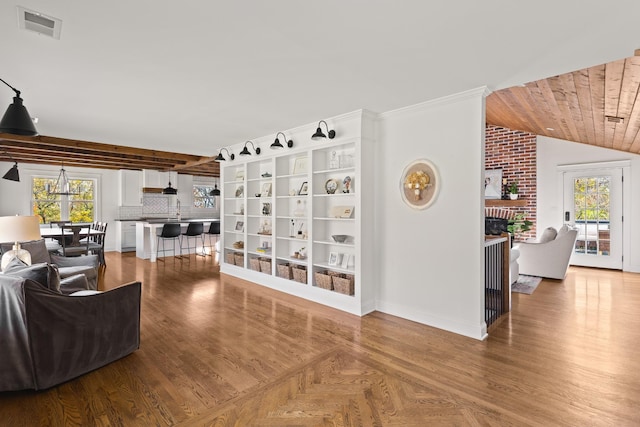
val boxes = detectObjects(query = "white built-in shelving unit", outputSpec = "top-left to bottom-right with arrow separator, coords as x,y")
220,113 -> 374,315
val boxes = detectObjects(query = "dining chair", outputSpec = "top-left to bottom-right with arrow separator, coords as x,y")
57,225 -> 91,257
87,222 -> 107,266
180,222 -> 205,259
49,220 -> 72,246
157,223 -> 182,262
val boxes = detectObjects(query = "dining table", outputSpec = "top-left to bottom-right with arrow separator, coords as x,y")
40,225 -> 105,246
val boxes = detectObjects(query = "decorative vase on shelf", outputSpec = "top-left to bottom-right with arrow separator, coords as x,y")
509,193 -> 518,200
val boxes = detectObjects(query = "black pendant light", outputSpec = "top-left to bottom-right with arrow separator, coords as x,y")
2,162 -> 19,182
0,78 -> 38,136
162,181 -> 178,195
239,141 -> 260,156
311,120 -> 335,140
2,150 -> 20,182
209,183 -> 221,196
270,132 -> 293,149
214,148 -> 234,162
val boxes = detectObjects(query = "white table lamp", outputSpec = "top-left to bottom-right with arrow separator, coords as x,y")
0,215 -> 41,270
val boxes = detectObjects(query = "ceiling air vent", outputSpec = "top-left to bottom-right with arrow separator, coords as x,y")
606,115 -> 624,124
17,6 -> 62,40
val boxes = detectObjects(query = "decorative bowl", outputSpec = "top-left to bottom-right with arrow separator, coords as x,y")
331,235 -> 349,243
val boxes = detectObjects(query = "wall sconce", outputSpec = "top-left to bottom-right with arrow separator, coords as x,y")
0,78 -> 38,136
270,132 -> 293,149
214,148 -> 235,162
239,140 -> 260,156
311,120 -> 335,140
2,150 -> 20,182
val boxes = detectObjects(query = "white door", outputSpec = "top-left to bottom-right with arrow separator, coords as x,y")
563,167 -> 623,269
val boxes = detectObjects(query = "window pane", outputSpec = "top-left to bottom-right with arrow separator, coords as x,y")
32,177 -> 95,223
193,185 -> 216,208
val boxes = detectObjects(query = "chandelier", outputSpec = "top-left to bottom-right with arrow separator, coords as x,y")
47,163 -> 79,195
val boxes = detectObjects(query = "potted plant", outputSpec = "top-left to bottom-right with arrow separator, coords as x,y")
507,212 -> 532,241
508,181 -> 519,200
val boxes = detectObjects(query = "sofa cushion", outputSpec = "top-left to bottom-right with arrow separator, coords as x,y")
2,258 -> 61,294
0,239 -> 51,265
539,227 -> 558,243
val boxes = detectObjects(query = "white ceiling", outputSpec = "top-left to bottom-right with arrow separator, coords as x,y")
3,1 -> 640,156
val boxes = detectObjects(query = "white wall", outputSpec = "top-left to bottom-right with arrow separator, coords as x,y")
375,88 -> 489,339
0,162 -> 120,252
537,136 -> 640,272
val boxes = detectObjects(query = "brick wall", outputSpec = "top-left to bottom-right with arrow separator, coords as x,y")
485,125 -> 536,240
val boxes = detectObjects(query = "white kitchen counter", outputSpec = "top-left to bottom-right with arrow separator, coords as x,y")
135,220 -> 220,262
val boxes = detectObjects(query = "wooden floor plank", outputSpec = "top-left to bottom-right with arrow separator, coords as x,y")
1,253 -> 639,426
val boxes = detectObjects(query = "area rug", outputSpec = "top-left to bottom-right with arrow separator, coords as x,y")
511,275 -> 542,295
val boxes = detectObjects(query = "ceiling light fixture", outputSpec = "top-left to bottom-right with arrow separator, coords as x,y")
2,150 -> 20,182
311,120 -> 335,140
270,132 -> 293,149
0,78 -> 38,136
209,183 -> 221,196
239,141 -> 260,156
214,148 -> 234,162
47,162 -> 79,195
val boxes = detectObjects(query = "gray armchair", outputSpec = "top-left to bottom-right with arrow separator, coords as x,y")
0,275 -> 141,391
1,239 -> 99,290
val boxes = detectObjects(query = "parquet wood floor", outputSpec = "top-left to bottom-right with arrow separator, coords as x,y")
1,252 -> 639,426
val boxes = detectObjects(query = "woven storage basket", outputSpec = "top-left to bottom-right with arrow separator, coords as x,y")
292,266 -> 307,284
225,252 -> 235,264
314,271 -> 333,290
277,263 -> 292,279
332,274 -> 354,295
249,258 -> 261,271
234,253 -> 244,267
259,258 -> 272,274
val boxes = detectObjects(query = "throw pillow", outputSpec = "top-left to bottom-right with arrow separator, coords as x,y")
539,227 -> 558,243
3,259 -> 61,294
556,224 -> 570,238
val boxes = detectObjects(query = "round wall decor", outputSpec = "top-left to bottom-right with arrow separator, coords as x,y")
400,159 -> 440,209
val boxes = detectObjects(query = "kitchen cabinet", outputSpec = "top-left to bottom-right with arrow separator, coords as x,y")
119,170 -> 143,206
115,221 -> 137,252
143,170 -> 178,189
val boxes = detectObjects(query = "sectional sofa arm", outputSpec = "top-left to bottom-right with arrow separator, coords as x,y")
23,280 -> 142,390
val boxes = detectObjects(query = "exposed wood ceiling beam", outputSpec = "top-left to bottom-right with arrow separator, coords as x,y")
0,133 -> 220,177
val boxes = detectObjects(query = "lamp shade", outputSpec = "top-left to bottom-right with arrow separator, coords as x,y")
2,162 -> 19,182
0,215 -> 41,244
0,96 -> 37,136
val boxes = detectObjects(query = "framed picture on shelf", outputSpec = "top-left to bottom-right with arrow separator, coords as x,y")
298,181 -> 309,195
293,157 -> 308,175
484,169 -> 502,199
261,182 -> 272,197
341,254 -> 350,269
328,252 -> 343,266
235,221 -> 244,232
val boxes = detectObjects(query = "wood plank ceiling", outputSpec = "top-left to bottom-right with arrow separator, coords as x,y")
487,51 -> 640,153
0,133 -> 220,177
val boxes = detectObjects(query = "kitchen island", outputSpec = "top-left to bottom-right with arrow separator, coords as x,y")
135,219 -> 220,262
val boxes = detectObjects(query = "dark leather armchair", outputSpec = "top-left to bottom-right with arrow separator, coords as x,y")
0,275 -> 141,391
